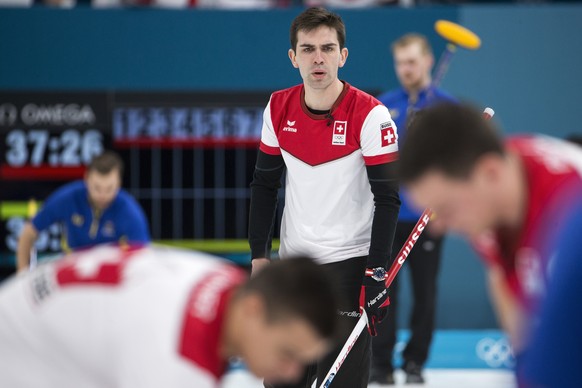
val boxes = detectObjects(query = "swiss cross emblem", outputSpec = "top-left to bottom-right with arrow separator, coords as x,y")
332,121 -> 347,146
380,122 -> 396,147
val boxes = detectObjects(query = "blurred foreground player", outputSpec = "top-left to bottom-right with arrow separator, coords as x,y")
0,245 -> 340,388
399,102 -> 582,386
520,201 -> 582,388
16,151 -> 150,272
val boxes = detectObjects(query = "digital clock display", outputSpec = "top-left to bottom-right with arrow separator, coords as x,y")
0,93 -> 110,181
5,129 -> 103,167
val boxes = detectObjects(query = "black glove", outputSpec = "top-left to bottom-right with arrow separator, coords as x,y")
359,267 -> 390,336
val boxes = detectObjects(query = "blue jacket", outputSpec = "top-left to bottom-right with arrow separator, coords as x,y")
32,180 -> 150,250
377,85 -> 456,222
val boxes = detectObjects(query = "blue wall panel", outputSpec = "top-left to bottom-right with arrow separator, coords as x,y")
449,5 -> 582,139
0,7 -> 458,91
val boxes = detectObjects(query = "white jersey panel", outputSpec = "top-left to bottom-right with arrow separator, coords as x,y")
528,135 -> 582,177
0,245 -> 230,388
279,150 -> 374,264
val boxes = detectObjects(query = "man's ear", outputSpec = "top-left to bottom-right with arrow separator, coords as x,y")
475,153 -> 505,186
427,53 -> 435,71
338,47 -> 348,68
244,292 -> 268,319
289,49 -> 298,68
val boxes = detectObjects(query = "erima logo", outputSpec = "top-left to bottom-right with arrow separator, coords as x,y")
283,119 -> 297,133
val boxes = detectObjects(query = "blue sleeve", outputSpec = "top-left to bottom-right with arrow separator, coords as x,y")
520,202 -> 582,388
377,90 -> 398,107
31,183 -> 76,232
118,193 -> 151,243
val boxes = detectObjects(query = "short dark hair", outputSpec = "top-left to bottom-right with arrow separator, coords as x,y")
399,102 -> 505,182
241,257 -> 340,340
88,151 -> 124,176
290,7 -> 346,52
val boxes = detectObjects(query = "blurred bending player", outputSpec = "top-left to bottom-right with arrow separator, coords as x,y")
398,102 -> 582,387
0,245 -> 341,387
371,33 -> 456,385
16,151 -> 150,272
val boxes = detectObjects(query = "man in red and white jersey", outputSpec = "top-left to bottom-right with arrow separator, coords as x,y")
398,102 -> 582,386
0,244 -> 341,388
248,7 -> 400,388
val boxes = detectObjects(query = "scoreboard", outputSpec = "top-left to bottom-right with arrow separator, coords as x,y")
0,91 -> 274,276
1,95 -> 108,179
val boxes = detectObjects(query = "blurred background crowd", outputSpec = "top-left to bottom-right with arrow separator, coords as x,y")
1,0 -> 577,10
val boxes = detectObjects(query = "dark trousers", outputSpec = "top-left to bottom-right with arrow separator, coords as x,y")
371,221 -> 443,373
265,256 -> 371,388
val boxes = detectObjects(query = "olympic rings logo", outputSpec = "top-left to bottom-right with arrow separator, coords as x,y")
476,337 -> 515,368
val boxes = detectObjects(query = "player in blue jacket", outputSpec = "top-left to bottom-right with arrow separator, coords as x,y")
370,33 -> 456,385
16,151 -> 150,272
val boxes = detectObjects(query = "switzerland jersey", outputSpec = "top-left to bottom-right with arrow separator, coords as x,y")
32,180 -> 150,250
260,82 -> 398,264
472,135 -> 582,312
0,245 -> 245,388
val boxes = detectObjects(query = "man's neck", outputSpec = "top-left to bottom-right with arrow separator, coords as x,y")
221,291 -> 254,361
404,77 -> 432,101
304,79 -> 344,111
497,152 -> 528,230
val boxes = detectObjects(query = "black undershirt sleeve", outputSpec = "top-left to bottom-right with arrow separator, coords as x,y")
366,161 -> 401,269
248,150 -> 286,260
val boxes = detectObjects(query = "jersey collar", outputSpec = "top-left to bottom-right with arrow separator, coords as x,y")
300,81 -> 351,120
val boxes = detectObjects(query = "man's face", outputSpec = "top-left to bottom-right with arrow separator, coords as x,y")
240,300 -> 330,383
85,170 -> 121,211
393,42 -> 433,92
289,26 -> 348,91
406,168 -> 499,239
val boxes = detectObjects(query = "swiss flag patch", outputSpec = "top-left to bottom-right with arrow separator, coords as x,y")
332,121 -> 347,146
380,122 -> 396,147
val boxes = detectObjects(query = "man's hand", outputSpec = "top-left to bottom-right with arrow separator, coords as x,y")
251,258 -> 270,277
359,268 -> 390,336
16,222 -> 38,273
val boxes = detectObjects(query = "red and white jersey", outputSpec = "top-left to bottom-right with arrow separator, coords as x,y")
260,83 -> 398,264
473,135 -> 582,312
0,245 -> 245,388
